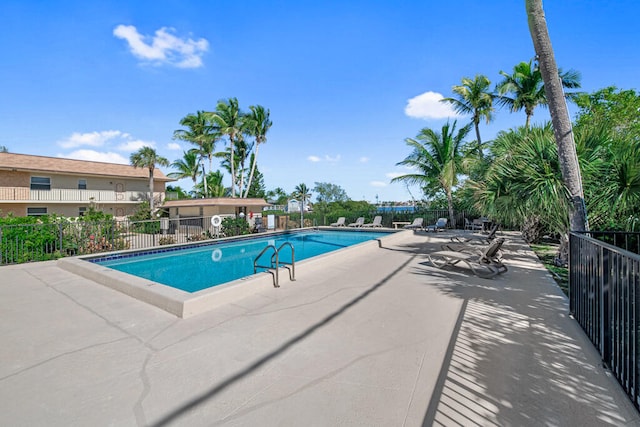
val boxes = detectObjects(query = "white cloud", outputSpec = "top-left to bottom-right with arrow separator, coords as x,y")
370,181 -> 387,187
307,154 -> 341,163
60,150 -> 129,164
57,130 -> 160,165
405,91 -> 460,119
359,157 -> 369,163
117,139 -> 154,151
58,130 -> 155,152
167,142 -> 181,150
113,25 -> 209,68
58,130 -> 122,148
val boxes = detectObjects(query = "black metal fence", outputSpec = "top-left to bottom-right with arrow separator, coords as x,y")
581,231 -> 640,256
0,216 -> 237,266
569,231 -> 640,410
1,210 -> 478,266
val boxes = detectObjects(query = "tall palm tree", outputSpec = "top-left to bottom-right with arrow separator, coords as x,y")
130,146 -> 169,214
209,98 -> 243,197
392,120 -> 472,226
173,111 -> 219,173
442,74 -> 494,157
243,105 -> 272,197
293,183 -> 312,227
214,136 -> 252,196
168,149 -> 201,186
496,60 -> 581,128
526,0 -> 588,233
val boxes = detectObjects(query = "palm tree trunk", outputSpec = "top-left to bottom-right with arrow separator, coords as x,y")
446,187 -> 455,229
230,135 -> 236,197
148,168 -> 155,214
526,0 -> 588,232
244,142 -> 260,198
474,118 -> 483,157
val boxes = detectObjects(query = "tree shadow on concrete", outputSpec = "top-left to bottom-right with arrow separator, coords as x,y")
149,254 -> 415,426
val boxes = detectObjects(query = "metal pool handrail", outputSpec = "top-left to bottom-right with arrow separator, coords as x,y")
253,242 -> 297,288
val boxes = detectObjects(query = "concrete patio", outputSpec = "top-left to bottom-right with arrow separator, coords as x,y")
1,230 -> 639,426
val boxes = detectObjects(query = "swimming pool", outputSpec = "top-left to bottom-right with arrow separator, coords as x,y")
57,228 -> 402,318
92,229 -> 391,292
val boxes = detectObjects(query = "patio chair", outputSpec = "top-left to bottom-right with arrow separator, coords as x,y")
331,217 -> 346,227
451,223 -> 499,244
464,218 -> 483,231
363,216 -> 383,228
428,238 -> 508,279
425,218 -> 447,232
348,217 -> 365,227
403,218 -> 424,230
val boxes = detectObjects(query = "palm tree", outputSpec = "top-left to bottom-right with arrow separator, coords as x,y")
243,105 -> 272,197
130,147 -> 169,214
0,145 -> 8,153
173,111 -> 219,173
267,187 -> 288,205
194,170 -> 227,198
209,98 -> 243,197
214,136 -> 253,196
496,60 -> 581,128
293,183 -> 312,227
168,149 -> 201,186
526,0 -> 588,233
392,120 -> 472,226
442,74 -> 494,157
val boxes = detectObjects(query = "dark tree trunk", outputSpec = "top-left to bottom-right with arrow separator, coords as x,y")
526,0 -> 588,233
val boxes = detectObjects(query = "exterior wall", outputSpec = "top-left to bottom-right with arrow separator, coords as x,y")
0,204 -> 26,216
0,169 -> 167,218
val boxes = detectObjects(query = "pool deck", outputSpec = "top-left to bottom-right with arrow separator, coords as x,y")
1,230 -> 639,426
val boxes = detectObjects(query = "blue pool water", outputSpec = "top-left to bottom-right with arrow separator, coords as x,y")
93,230 -> 392,293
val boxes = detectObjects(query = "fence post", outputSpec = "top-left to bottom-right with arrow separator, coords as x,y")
601,245 -> 611,366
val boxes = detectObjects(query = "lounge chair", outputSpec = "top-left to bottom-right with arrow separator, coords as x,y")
440,239 -> 506,258
363,216 -> 383,228
331,217 -> 346,227
403,218 -> 424,230
425,218 -> 447,232
464,218 -> 483,231
428,238 -> 508,278
348,217 -> 365,227
451,223 -> 499,243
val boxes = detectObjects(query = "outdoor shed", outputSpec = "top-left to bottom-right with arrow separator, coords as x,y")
162,198 -> 271,219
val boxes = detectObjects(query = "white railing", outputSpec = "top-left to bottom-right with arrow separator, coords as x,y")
0,187 -> 163,203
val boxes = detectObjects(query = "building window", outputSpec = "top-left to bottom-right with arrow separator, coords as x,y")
27,207 -> 47,216
79,207 -> 87,216
30,176 -> 51,190
78,179 -> 87,190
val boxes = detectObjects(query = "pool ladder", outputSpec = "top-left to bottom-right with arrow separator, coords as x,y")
253,242 -> 296,288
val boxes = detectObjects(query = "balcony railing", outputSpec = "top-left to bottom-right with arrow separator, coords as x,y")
0,187 -> 163,203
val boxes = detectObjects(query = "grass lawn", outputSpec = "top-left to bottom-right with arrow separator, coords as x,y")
530,242 -> 569,295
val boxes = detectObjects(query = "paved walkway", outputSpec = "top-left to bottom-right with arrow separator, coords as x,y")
1,230 -> 639,426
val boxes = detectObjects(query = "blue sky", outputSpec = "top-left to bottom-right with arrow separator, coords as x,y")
1,1 -> 638,203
